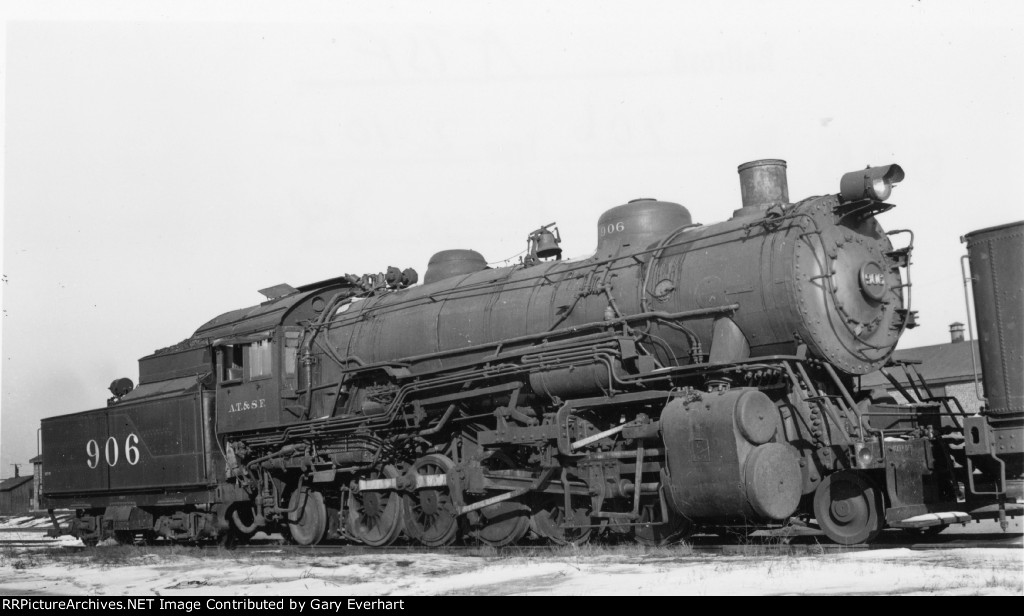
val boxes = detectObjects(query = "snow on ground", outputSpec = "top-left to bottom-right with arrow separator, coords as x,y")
0,541 -> 1020,596
1,515 -> 1020,595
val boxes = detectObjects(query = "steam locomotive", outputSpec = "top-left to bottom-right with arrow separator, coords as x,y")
40,160 -> 1023,546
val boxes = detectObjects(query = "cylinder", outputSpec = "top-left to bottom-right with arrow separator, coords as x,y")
736,159 -> 789,217
963,221 -> 1024,416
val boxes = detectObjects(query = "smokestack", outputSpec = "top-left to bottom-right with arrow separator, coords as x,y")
950,322 -> 965,343
735,159 -> 789,218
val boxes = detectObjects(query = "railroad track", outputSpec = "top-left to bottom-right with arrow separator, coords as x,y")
4,531 -> 1020,555
229,533 -> 1023,556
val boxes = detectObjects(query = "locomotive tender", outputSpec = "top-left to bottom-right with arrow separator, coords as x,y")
40,159 -> 1023,546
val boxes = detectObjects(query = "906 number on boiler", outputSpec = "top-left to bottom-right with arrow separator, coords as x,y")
599,221 -> 626,237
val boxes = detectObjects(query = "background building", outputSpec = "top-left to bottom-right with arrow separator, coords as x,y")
0,467 -> 33,515
861,322 -> 985,415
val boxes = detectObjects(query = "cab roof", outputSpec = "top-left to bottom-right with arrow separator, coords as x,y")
194,276 -> 355,340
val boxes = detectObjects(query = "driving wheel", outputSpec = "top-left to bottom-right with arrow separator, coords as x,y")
403,454 -> 459,547
476,501 -> 530,547
530,496 -> 592,545
348,474 -> 405,547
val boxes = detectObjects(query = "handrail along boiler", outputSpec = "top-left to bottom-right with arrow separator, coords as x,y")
40,160 -> 1022,546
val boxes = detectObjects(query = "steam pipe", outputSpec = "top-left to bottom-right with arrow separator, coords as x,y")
960,255 -> 986,404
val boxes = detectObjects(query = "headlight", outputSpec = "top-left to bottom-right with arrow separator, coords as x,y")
868,177 -> 891,201
839,164 -> 905,202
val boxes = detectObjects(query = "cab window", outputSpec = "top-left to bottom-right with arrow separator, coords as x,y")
221,345 -> 244,382
248,339 -> 273,379
219,340 -> 273,382
283,331 -> 301,377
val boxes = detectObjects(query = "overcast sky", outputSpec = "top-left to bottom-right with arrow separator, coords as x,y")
2,1 -> 1022,473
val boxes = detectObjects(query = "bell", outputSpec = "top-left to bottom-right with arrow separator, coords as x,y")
535,229 -> 562,259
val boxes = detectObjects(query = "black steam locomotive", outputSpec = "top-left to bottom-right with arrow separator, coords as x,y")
40,160 -> 1023,546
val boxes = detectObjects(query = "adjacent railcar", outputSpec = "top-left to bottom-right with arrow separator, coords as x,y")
960,221 -> 1024,527
40,159 -> 1019,547
41,379 -> 219,544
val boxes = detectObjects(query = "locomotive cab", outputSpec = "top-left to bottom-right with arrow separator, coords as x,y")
199,282 -> 357,435
214,334 -> 279,431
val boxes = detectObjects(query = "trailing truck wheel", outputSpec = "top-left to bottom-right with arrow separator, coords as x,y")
403,454 -> 459,547
813,471 -> 883,545
287,487 -> 327,546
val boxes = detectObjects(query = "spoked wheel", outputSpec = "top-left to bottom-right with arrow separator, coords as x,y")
287,487 -> 327,546
403,454 -> 459,547
634,503 -> 693,546
530,497 -> 592,545
813,471 -> 883,545
347,483 -> 405,547
476,501 -> 531,547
